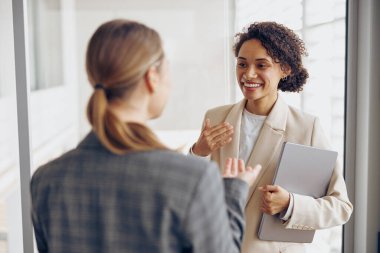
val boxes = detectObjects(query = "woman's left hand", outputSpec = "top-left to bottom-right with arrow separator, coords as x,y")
258,185 -> 290,215
223,158 -> 262,187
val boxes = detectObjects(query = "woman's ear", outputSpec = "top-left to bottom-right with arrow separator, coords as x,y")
282,64 -> 292,78
144,66 -> 160,94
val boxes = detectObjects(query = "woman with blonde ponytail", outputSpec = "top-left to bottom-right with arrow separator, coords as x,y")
85,19 -> 168,154
30,19 -> 261,253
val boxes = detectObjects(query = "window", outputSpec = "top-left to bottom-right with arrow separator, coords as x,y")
0,0 -> 16,98
28,0 -> 64,90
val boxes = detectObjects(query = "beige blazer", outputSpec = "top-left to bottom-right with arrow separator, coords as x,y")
204,95 -> 353,253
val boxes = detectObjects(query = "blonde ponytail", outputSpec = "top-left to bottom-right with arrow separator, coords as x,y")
87,87 -> 168,154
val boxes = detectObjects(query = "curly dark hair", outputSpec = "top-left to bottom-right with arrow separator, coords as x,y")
233,22 -> 309,92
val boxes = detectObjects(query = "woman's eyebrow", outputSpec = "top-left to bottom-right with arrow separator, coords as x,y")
237,56 -> 271,62
255,58 -> 271,62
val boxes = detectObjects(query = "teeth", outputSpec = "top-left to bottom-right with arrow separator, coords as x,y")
244,83 -> 261,88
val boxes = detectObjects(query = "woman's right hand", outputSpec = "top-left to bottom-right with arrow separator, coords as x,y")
223,158 -> 262,186
192,119 -> 234,156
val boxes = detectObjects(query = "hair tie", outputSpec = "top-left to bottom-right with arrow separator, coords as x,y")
94,83 -> 105,90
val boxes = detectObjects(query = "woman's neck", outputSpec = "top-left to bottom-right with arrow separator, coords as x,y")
245,94 -> 278,116
109,98 -> 149,124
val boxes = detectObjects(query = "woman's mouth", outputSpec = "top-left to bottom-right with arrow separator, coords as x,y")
243,82 -> 262,88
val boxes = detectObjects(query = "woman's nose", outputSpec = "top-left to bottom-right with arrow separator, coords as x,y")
245,66 -> 258,78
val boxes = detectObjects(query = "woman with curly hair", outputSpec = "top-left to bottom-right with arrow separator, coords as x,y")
190,21 -> 353,252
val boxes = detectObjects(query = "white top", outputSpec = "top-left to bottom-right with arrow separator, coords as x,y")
238,109 -> 266,163
239,109 -> 293,220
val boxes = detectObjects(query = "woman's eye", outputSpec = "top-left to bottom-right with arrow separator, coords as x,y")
238,62 -> 247,68
258,64 -> 266,68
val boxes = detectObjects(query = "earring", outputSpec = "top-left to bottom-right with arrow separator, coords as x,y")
281,76 -> 288,82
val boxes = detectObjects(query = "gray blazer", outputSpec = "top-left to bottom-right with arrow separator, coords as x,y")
31,132 -> 249,253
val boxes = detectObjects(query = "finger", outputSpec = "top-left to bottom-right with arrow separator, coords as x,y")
261,207 -> 270,214
252,164 -> 262,177
202,118 -> 211,131
261,196 -> 271,208
238,159 -> 245,173
223,158 -> 232,177
258,184 -> 269,192
264,191 -> 272,202
210,128 -> 234,143
261,199 -> 270,209
245,164 -> 262,182
210,137 -> 233,150
260,190 -> 272,203
231,158 -> 238,176
260,203 -> 268,211
205,122 -> 233,138
261,194 -> 269,205
260,190 -> 270,201
264,185 -> 279,192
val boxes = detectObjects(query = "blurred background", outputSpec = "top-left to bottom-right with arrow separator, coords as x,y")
0,0 -> 347,252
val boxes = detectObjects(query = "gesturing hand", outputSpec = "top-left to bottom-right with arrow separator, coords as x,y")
192,119 -> 234,157
258,185 -> 290,215
223,158 -> 262,187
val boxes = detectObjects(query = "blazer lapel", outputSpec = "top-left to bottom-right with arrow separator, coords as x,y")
219,99 -> 246,169
245,95 -> 289,203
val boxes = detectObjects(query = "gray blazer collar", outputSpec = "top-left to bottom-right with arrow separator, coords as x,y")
77,131 -> 105,150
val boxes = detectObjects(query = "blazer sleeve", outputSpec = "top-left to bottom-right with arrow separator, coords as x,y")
284,117 -> 353,230
182,162 -> 248,253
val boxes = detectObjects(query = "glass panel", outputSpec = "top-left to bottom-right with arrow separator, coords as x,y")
305,0 -> 346,26
28,0 -> 64,90
235,0 -> 303,30
0,0 -> 24,252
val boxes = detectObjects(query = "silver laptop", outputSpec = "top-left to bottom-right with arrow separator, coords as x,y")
257,142 -> 338,243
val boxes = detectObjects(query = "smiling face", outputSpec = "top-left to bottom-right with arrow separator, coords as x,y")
236,39 -> 287,113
